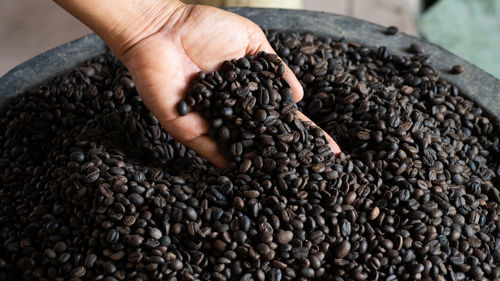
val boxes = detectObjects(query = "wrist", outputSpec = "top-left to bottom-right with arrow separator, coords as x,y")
54,0 -> 187,58
107,0 -> 189,58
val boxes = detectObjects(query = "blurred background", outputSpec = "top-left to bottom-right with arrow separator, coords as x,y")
1,0 -> 499,78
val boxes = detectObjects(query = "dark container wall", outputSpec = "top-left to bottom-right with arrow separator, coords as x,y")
0,8 -> 499,121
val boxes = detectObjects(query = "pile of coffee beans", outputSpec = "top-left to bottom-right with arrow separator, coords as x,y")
0,29 -> 499,281
268,31 -> 500,281
179,51 -> 339,279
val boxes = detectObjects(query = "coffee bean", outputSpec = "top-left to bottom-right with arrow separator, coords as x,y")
106,229 -> 120,244
45,220 -> 59,233
221,107 -> 233,116
357,130 -> 370,140
70,266 -> 86,278
127,234 -> 143,246
255,109 -> 267,122
103,261 -> 116,273
69,151 -> 85,162
344,191 -> 357,205
369,207 -> 380,220
300,267 -> 315,278
54,241 -> 67,253
177,101 -> 188,116
233,196 -> 244,209
129,193 -> 144,206
242,190 -> 259,199
239,159 -> 252,173
451,64 -> 464,74
386,26 -> 398,35
237,57 -> 251,69
409,43 -> 424,54
276,230 -> 294,244
185,207 -> 198,221
1,30 -> 498,281
219,126 -> 230,142
334,240 -> 351,258
120,77 -> 135,89
382,239 -> 393,250
84,254 -> 97,268
149,227 -> 162,240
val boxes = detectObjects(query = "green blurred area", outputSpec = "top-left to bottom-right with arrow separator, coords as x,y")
418,0 -> 500,79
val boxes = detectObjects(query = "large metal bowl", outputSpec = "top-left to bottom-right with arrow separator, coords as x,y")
1,7 -> 499,120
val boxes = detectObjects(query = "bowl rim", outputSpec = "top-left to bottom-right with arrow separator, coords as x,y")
1,7 -> 499,121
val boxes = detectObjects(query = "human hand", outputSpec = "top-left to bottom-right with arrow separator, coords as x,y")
54,0 -> 341,168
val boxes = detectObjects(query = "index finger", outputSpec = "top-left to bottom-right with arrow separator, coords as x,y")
296,111 -> 341,155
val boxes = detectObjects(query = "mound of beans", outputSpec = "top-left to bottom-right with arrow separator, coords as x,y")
0,29 -> 499,281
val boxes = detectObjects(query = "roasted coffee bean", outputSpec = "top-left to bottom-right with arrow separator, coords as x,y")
70,266 -> 86,278
84,254 -> 97,268
106,229 -> 120,244
149,227 -> 162,240
69,151 -> 85,163
409,43 -> 424,54
255,109 -> 267,122
386,26 -> 398,35
177,100 -> 189,116
1,30 -> 498,281
334,240 -> 351,259
103,261 -> 116,273
276,230 -> 294,244
451,64 -> 465,74
127,234 -> 144,246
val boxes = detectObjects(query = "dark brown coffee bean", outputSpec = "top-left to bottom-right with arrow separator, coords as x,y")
84,254 -> 97,268
357,130 -> 371,140
386,26 -> 398,35
106,229 -> 120,244
129,193 -> 144,206
451,64 -> 464,74
2,31 -> 499,281
255,109 -> 267,122
69,151 -> 85,162
103,261 -> 116,273
219,126 -> 230,142
120,77 -> 135,89
126,234 -> 144,246
149,227 -> 162,240
409,43 -> 424,54
369,207 -> 380,220
71,266 -> 86,278
237,57 -> 251,69
185,207 -> 198,221
334,240 -> 351,258
276,230 -> 294,244
177,101 -> 189,116
239,159 -> 252,173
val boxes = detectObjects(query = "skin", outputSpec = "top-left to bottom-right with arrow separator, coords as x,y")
54,0 -> 341,168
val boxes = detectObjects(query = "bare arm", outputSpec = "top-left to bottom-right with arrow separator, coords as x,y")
53,0 -> 341,168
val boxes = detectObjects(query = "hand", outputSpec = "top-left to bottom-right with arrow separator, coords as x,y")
54,0 -> 341,168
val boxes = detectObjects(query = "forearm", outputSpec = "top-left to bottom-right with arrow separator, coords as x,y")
53,0 -> 185,56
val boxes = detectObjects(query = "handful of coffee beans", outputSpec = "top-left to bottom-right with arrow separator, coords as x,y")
0,29 -> 499,281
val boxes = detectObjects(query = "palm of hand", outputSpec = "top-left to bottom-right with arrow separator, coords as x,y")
120,5 -> 337,167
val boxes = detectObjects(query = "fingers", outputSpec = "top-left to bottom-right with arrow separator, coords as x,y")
282,63 -> 304,102
123,36 -> 195,122
159,112 -> 229,168
161,111 -> 210,142
184,135 -> 230,169
296,111 -> 342,155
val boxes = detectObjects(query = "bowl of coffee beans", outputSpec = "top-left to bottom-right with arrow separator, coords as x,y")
0,7 -> 499,281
